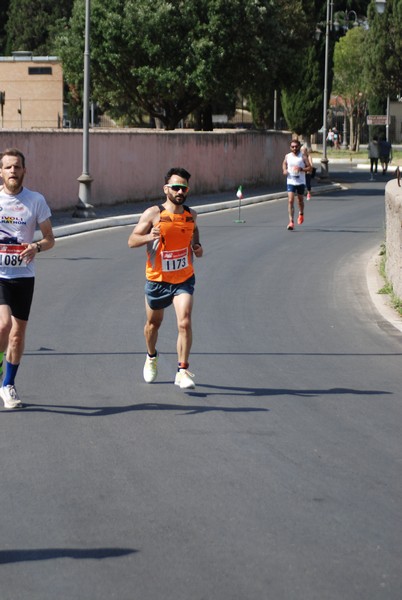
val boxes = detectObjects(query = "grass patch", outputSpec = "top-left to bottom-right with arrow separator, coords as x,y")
377,247 -> 402,316
379,282 -> 393,295
393,297 -> 402,313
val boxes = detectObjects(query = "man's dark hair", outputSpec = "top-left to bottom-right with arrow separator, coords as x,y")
165,167 -> 191,183
0,148 -> 26,168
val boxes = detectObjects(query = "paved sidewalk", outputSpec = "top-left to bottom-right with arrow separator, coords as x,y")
47,180 -> 342,240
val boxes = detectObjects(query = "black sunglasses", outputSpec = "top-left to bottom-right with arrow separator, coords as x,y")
166,184 -> 189,193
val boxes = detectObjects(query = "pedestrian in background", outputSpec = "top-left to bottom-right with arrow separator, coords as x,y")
368,136 -> 379,179
332,127 -> 341,149
301,143 -> 315,201
379,136 -> 392,174
128,167 -> 203,390
326,129 -> 334,148
0,148 -> 55,409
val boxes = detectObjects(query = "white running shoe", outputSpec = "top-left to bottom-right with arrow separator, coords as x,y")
143,354 -> 158,383
0,385 -> 23,409
174,369 -> 195,389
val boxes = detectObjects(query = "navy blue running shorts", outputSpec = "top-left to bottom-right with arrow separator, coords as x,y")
287,183 -> 305,195
145,275 -> 195,310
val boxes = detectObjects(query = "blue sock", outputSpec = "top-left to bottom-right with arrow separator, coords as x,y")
3,361 -> 20,387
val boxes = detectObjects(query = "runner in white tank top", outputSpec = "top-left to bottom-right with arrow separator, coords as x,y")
282,139 -> 310,230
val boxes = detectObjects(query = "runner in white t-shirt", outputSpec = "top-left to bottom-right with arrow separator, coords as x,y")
0,148 -> 55,409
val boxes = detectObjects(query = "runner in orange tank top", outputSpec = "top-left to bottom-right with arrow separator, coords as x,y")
128,167 -> 203,389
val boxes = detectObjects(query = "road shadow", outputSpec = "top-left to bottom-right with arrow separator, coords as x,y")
0,547 -> 137,564
19,399 -> 270,416
4,384 -> 391,416
187,384 -> 392,399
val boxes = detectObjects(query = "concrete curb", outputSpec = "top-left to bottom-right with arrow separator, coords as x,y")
366,249 -> 402,333
47,182 -> 343,240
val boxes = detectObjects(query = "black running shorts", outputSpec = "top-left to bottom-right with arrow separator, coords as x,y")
0,277 -> 35,321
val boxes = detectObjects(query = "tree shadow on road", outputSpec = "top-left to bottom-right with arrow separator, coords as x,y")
0,547 -> 137,564
19,400 -> 269,416
6,384 -> 391,416
188,384 -> 392,399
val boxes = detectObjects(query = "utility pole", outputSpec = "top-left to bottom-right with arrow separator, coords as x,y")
73,0 -> 96,218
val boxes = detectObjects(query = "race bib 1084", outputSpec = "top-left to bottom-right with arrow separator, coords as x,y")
0,244 -> 25,268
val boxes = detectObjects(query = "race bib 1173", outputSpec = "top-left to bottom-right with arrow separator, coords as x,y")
161,248 -> 188,272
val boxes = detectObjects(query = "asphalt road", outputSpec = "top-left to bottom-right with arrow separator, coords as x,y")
1,167 -> 402,599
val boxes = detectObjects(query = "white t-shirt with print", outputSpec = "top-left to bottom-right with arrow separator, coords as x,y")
0,186 -> 51,279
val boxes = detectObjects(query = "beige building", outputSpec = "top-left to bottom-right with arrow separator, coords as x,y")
0,52 -> 63,129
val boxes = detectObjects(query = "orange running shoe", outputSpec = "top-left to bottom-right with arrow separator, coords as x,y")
287,221 -> 294,231
297,214 -> 304,225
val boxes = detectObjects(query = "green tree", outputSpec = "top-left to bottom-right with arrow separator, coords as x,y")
365,0 -> 402,101
333,26 -> 368,150
280,1 -> 371,139
246,0 -> 311,130
249,89 -> 276,129
5,0 -> 74,55
276,0 -> 330,138
280,42 -> 323,138
0,0 -> 11,54
57,0 -> 307,130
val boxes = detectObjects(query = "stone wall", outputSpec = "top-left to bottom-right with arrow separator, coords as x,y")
0,129 -> 290,211
385,178 -> 402,298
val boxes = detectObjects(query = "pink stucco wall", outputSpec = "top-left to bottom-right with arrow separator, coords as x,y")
0,129 -> 290,210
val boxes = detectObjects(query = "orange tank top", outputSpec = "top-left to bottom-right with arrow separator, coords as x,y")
145,205 -> 195,283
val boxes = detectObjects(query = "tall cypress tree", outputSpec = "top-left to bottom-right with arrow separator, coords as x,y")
281,0 -> 372,137
280,0 -> 326,137
281,42 -> 324,137
5,0 -> 74,55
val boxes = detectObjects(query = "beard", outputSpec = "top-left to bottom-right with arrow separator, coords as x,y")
168,191 -> 186,205
171,196 -> 185,205
5,175 -> 24,194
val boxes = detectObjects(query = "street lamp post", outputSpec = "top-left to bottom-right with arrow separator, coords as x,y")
334,9 -> 359,32
373,1 -> 390,142
320,0 -> 331,179
375,0 -> 386,13
73,0 -> 95,218
336,10 -> 359,151
273,89 -> 278,130
386,94 -> 390,142
341,106 -> 348,149
319,4 -> 365,160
